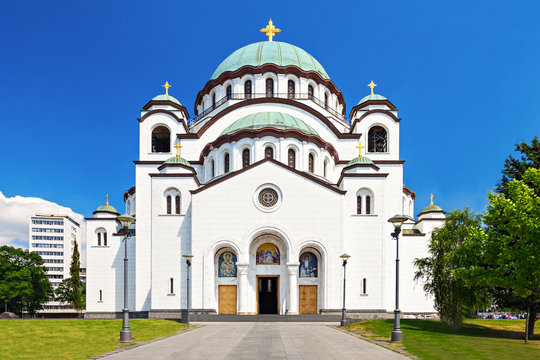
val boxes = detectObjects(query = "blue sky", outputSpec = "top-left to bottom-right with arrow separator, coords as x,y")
1,0 -> 539,221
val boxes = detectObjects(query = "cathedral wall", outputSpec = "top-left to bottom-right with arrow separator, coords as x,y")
190,161 -> 344,313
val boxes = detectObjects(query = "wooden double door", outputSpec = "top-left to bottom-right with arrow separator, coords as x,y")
299,285 -> 318,314
218,285 -> 237,314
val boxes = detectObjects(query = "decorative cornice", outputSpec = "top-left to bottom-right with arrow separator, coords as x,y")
142,99 -> 190,118
149,173 -> 201,186
337,172 -> 389,186
349,109 -> 401,133
123,186 -> 135,201
138,109 -> 190,133
191,157 -> 346,195
403,185 -> 416,201
195,63 -> 346,116
349,99 -> 397,116
198,127 -> 340,163
181,98 -> 360,140
85,217 -> 118,221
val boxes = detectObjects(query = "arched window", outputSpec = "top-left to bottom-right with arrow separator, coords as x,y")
324,93 -> 329,109
166,195 -> 172,214
226,85 -> 232,100
96,229 -> 107,247
357,196 -> 362,214
210,159 -> 215,178
366,196 -> 372,214
212,93 -> 216,108
224,153 -> 230,173
288,80 -> 295,99
288,149 -> 296,168
244,80 -> 252,99
308,85 -> 314,98
368,126 -> 388,152
324,159 -> 328,177
175,195 -> 180,215
308,153 -> 315,173
299,251 -> 318,277
265,146 -> 274,159
242,149 -> 250,168
357,189 -> 374,215
266,78 -> 274,97
151,126 -> 170,153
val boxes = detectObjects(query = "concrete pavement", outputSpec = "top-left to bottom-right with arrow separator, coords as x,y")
101,322 -> 407,360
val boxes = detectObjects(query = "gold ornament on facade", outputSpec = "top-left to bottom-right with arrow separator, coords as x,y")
174,142 -> 182,158
162,81 -> 171,96
356,142 -> 365,158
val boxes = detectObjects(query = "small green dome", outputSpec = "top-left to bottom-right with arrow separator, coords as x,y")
346,156 -> 374,167
211,41 -> 330,80
95,204 -> 119,215
220,112 -> 319,137
357,94 -> 387,105
152,94 -> 182,106
163,156 -> 192,168
419,203 -> 444,214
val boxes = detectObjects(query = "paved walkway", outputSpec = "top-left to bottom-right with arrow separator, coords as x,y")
101,322 -> 406,360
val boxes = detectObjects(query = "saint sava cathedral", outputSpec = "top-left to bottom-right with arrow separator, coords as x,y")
85,21 -> 445,319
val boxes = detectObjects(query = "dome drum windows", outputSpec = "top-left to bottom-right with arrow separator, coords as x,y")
264,146 -> 274,159
242,148 -> 250,168
266,78 -> 274,97
226,85 -> 232,100
308,153 -> 315,173
288,148 -> 296,168
224,153 -> 230,173
288,80 -> 295,99
151,126 -> 170,153
368,126 -> 388,153
244,80 -> 252,99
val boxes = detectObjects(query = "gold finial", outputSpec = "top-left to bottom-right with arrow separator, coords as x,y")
106,194 -> 109,206
368,80 -> 377,95
356,142 -> 365,158
162,81 -> 171,96
430,193 -> 434,206
260,19 -> 281,42
174,142 -> 182,158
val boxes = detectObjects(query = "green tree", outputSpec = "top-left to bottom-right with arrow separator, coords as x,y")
414,209 -> 488,328
69,240 -> 84,312
496,135 -> 540,197
483,168 -> 540,341
0,246 -> 52,317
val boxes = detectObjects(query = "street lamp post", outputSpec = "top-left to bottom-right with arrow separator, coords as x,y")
183,254 -> 193,329
387,214 -> 412,343
116,213 -> 135,343
340,253 -> 351,327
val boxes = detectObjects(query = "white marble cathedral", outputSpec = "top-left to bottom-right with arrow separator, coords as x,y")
85,21 -> 446,319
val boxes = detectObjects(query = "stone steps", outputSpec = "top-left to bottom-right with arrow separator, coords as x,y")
190,314 -> 342,322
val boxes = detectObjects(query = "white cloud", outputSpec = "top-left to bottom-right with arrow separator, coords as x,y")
0,191 -> 86,264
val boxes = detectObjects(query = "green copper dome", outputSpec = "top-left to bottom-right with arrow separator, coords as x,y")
94,204 -> 120,215
163,156 -> 192,168
419,203 -> 444,214
357,94 -> 387,105
211,41 -> 330,80
346,156 -> 374,167
220,112 -> 319,137
152,94 -> 182,106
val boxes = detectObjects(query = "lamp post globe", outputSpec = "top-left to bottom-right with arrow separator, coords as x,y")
116,213 -> 135,343
387,214 -> 413,342
340,253 -> 351,327
183,254 -> 193,329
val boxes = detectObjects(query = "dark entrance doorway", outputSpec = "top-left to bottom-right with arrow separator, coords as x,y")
258,276 -> 279,314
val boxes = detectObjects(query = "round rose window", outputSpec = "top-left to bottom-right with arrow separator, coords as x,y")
258,188 -> 279,207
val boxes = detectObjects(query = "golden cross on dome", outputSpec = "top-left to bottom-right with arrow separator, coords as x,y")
368,80 -> 377,95
430,193 -> 434,206
162,81 -> 171,96
260,19 -> 281,42
174,142 -> 182,158
356,142 -> 365,158
106,194 -> 109,206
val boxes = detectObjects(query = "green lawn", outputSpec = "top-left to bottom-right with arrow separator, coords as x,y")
1,319 -> 186,360
344,319 -> 539,360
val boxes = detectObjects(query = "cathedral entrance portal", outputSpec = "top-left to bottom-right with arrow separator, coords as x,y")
257,276 -> 279,314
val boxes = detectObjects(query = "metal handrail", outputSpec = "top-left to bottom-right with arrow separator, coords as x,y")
189,93 -> 348,127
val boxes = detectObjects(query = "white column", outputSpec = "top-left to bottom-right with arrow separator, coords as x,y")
287,263 -> 300,315
237,264 -> 250,314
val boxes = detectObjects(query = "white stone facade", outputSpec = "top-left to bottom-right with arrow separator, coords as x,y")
85,39 -> 444,318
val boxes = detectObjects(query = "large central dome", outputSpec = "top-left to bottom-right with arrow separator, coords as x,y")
211,41 -> 330,80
